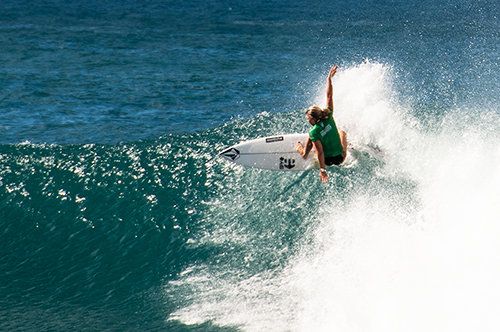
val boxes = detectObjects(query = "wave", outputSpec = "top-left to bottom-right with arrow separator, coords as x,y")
2,61 -> 500,331
165,62 -> 500,331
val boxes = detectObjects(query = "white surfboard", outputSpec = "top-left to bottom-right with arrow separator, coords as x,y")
219,133 -> 316,171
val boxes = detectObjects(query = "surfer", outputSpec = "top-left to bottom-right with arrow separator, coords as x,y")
296,64 -> 347,183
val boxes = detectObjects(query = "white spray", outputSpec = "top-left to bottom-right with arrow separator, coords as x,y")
168,62 -> 500,332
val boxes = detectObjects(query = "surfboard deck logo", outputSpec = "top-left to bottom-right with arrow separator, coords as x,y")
279,157 -> 295,169
220,148 -> 240,161
266,136 -> 284,143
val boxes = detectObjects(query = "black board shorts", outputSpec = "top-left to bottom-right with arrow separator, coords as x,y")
325,154 -> 344,166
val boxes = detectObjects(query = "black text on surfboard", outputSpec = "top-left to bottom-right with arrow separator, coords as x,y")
279,157 -> 295,170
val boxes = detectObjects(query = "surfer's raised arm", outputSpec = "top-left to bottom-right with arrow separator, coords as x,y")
326,64 -> 337,111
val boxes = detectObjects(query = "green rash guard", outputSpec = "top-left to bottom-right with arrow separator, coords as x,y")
309,108 -> 344,158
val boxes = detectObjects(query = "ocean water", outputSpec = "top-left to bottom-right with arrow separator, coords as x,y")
2,0 -> 500,331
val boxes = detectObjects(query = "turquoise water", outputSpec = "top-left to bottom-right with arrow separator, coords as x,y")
2,0 -> 500,331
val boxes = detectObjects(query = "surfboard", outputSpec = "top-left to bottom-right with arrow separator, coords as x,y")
219,133 -> 387,171
219,133 -> 316,171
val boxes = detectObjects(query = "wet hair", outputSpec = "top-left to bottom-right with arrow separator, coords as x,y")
306,106 -> 332,124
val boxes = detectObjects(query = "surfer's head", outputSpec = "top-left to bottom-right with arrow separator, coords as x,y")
306,106 -> 331,125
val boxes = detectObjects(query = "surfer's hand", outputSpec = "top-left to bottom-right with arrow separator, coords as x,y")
319,170 -> 328,183
328,65 -> 338,79
296,142 -> 306,158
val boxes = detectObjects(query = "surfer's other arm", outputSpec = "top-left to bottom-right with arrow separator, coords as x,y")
296,137 -> 313,159
313,140 -> 328,183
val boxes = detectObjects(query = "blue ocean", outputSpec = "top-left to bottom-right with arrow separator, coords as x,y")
2,0 -> 500,330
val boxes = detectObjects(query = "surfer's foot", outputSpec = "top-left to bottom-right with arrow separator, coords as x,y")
296,142 -> 307,158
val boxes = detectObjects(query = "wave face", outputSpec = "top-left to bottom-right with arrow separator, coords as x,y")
5,62 -> 497,331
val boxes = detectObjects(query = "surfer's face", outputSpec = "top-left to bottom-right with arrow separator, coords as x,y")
306,114 -> 317,125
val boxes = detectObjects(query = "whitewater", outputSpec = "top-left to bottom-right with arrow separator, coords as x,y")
166,62 -> 500,331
